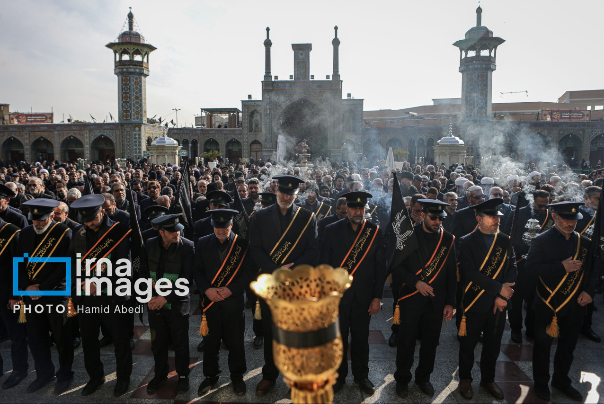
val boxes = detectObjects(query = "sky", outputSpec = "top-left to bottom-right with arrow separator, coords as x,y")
1,0 -> 603,126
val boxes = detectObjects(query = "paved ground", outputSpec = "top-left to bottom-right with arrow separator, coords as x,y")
1,287 -> 603,404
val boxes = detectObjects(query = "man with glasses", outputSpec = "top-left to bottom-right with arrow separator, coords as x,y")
451,186 -> 485,240
139,180 -> 161,230
27,177 -> 54,200
393,199 -> 456,399
53,201 -> 79,230
112,182 -> 141,221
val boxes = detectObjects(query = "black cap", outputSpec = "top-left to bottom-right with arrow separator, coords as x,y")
259,192 -> 276,207
418,199 -> 449,217
273,175 -> 305,195
342,191 -> 373,208
472,198 -> 504,216
152,214 -> 184,232
207,190 -> 232,206
144,205 -> 170,221
210,208 -> 239,228
22,199 -> 60,221
547,201 -> 584,220
0,184 -> 16,198
70,194 -> 106,223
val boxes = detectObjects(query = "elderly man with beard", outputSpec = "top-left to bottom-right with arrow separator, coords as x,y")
27,176 -> 55,200
320,191 -> 386,395
249,175 -> 318,396
525,201 -> 599,401
17,199 -> 74,394
53,201 -> 80,230
457,198 -> 517,401
68,194 -> 132,397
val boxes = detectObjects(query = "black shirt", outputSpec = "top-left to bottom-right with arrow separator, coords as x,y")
278,205 -> 293,233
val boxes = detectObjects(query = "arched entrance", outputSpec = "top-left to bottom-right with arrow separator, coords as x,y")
249,110 -> 262,133
31,137 -> 54,162
386,137 -> 403,154
408,139 -> 416,164
204,138 -> 219,153
226,139 -> 242,163
417,138 -> 425,162
60,136 -> 84,163
363,138 -> 381,162
279,98 -> 329,158
91,135 -> 115,162
426,138 -> 434,163
590,133 -> 604,166
558,134 -> 582,167
250,140 -> 262,161
191,139 -> 199,160
2,137 -> 24,163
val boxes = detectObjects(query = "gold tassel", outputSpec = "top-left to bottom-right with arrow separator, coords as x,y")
386,274 -> 392,284
392,303 -> 401,325
18,300 -> 26,323
67,297 -> 77,317
546,315 -> 559,338
198,313 -> 209,336
254,299 -> 262,320
458,314 -> 467,337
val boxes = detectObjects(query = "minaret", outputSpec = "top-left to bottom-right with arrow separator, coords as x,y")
106,9 -> 156,158
332,26 -> 340,81
453,6 -> 504,121
264,27 -> 272,81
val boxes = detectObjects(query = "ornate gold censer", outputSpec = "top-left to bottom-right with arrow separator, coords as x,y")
251,265 -> 351,404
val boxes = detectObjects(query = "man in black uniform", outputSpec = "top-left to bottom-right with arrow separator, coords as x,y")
194,209 -> 250,397
507,190 -> 552,343
451,185 -> 486,240
574,186 -> 601,343
140,214 -> 194,394
393,199 -> 456,398
317,197 -> 348,246
68,194 -> 132,397
141,205 -> 171,244
18,199 -> 74,394
0,201 -> 27,390
525,201 -> 599,402
249,175 -> 317,396
320,191 -> 386,396
192,190 -> 232,245
0,185 -> 28,229
457,198 -> 517,401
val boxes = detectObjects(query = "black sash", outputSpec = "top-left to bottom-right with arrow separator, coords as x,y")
0,222 -> 20,257
26,222 -> 70,280
580,211 -> 595,235
270,208 -> 314,265
339,220 -> 379,276
460,232 -> 510,313
540,210 -> 555,234
537,233 -> 588,317
398,230 -> 455,301
202,234 -> 249,311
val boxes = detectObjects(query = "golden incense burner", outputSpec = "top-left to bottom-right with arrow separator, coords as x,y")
251,264 -> 351,404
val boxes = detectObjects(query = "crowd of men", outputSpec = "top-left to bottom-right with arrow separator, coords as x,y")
0,157 -> 601,402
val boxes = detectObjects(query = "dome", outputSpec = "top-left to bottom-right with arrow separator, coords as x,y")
151,136 -> 178,146
465,25 -> 493,39
437,136 -> 465,145
118,30 -> 145,43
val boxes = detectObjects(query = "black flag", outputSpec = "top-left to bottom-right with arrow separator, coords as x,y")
385,172 -> 419,272
175,161 -> 194,239
82,174 -> 94,195
232,187 -> 250,239
126,189 -> 145,324
109,112 -> 114,121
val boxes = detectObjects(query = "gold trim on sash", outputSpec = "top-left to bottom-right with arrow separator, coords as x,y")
339,220 -> 379,276
281,212 -> 315,264
0,223 -> 19,257
27,223 -> 70,280
270,208 -> 302,256
580,211 -> 595,235
80,223 -> 132,274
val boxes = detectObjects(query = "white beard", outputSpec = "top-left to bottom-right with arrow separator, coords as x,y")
34,221 -> 52,235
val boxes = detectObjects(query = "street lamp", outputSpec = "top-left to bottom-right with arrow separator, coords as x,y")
173,108 -> 181,128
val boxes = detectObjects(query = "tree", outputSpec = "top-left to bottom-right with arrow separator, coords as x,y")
394,148 -> 410,161
202,150 -> 220,161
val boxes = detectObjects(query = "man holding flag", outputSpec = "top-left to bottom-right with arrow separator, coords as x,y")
320,191 -> 386,396
392,199 -> 457,398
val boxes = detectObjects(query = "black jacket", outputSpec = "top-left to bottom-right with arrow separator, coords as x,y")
18,221 -> 72,304
320,218 -> 386,306
451,206 -> 478,241
458,229 -> 517,313
250,204 -> 318,274
139,236 -> 195,316
317,214 -> 341,247
1,206 -> 28,229
116,198 -> 141,222
139,197 -> 159,230
62,217 -> 80,230
525,226 -> 598,317
0,220 -> 21,302
394,223 -> 456,310
108,209 -> 131,228
193,232 -> 252,313
192,217 -> 213,245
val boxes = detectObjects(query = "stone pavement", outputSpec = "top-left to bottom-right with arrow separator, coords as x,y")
1,287 -> 603,404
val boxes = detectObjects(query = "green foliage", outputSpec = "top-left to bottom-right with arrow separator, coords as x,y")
202,150 -> 220,161
394,148 -> 410,161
